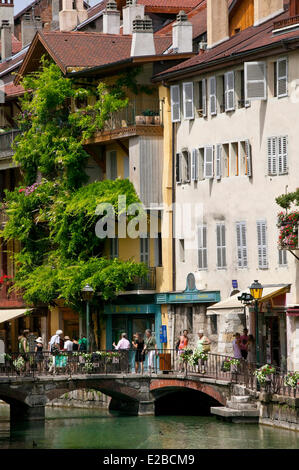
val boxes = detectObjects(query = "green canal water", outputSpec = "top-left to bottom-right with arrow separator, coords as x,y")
0,406 -> 298,449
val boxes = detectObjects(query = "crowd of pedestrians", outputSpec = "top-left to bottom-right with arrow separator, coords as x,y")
232,329 -> 256,364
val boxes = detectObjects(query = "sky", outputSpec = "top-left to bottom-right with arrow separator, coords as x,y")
14,0 -> 100,15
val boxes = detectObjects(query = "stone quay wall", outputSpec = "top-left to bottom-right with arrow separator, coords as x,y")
259,392 -> 299,432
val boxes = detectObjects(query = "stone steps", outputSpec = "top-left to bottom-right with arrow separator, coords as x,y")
226,401 -> 258,411
210,392 -> 259,423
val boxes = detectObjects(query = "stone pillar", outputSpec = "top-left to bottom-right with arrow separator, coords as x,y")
10,402 -> 45,423
138,400 -> 155,416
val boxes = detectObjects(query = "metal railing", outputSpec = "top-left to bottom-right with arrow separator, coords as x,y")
128,267 -> 156,290
0,350 -> 297,399
0,129 -> 21,153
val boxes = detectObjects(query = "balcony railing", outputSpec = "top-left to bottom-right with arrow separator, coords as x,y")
101,100 -> 163,132
0,129 -> 21,153
128,267 -> 156,291
273,14 -> 299,30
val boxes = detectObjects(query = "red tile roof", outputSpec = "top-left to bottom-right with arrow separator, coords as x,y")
0,34 -> 22,57
157,0 -> 206,38
0,52 -> 26,76
36,31 -> 172,71
156,8 -> 299,79
5,82 -> 24,98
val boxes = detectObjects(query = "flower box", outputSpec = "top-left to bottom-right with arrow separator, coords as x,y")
278,212 -> 299,250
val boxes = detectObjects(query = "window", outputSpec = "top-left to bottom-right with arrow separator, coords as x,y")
176,151 -> 191,184
276,58 -> 288,98
106,150 -> 117,180
198,225 -> 207,270
239,140 -> 252,176
216,223 -> 226,268
278,249 -> 287,267
210,314 -> 217,334
183,82 -> 194,120
179,239 -> 185,262
222,143 -> 229,177
217,75 -> 225,113
176,153 -> 182,183
191,148 -> 198,181
236,222 -> 248,268
110,237 -> 119,259
198,79 -> 207,117
230,142 -> 239,176
140,237 -> 149,265
204,146 -> 214,179
244,62 -> 267,101
154,233 -> 162,267
238,70 -> 250,108
267,136 -> 288,175
170,85 -> 181,122
224,71 -> 235,111
257,220 -> 268,269
209,76 -> 217,115
124,156 -> 129,179
215,144 -> 222,180
186,307 -> 193,332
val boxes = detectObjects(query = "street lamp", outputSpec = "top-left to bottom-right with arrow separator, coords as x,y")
249,280 -> 263,365
82,284 -> 94,352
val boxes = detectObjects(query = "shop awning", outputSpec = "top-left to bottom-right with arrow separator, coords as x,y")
207,285 -> 290,315
0,308 -> 30,324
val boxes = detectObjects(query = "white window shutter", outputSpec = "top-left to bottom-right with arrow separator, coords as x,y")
216,144 -> 222,179
202,79 -> 207,117
277,58 -> 288,98
278,136 -> 288,175
170,85 -> 181,122
198,225 -> 207,269
183,82 -> 194,120
225,71 -> 235,111
216,223 -> 226,268
267,137 -> 277,175
204,146 -> 214,179
176,153 -> 182,183
209,76 -> 217,115
245,140 -> 252,177
186,151 -> 191,182
245,62 -> 267,101
236,222 -> 248,268
257,220 -> 268,269
191,149 -> 198,181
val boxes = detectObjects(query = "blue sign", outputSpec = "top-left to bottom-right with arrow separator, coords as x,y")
232,280 -> 238,289
160,325 -> 167,344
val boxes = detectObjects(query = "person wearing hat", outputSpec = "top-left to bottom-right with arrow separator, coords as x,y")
196,331 -> 211,374
64,336 -> 73,352
48,330 -> 63,374
34,337 -> 44,373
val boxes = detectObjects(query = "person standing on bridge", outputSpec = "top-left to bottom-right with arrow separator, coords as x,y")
178,330 -> 189,373
132,332 -> 145,374
143,329 -> 157,374
113,333 -> 131,373
196,331 -> 211,374
48,330 -> 63,374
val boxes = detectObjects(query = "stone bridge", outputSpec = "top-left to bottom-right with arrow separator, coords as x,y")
0,374 -> 232,423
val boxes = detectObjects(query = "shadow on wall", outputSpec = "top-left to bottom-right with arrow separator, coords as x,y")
155,390 -> 221,416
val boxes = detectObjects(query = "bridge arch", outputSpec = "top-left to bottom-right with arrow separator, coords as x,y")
150,379 -> 227,406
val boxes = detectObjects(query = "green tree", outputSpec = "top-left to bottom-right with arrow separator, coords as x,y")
1,60 -> 147,318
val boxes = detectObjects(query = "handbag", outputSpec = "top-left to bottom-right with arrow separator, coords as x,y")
51,343 -> 60,356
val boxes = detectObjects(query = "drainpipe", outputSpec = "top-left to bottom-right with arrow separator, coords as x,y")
172,122 -> 176,293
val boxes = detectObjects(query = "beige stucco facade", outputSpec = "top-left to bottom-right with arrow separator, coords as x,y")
172,49 -> 299,370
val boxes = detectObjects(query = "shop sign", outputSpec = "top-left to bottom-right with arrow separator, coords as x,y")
160,325 -> 167,344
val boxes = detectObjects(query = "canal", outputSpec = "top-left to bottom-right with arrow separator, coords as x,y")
0,406 -> 298,449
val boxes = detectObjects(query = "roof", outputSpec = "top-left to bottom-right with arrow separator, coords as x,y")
5,82 -> 25,99
1,34 -> 23,56
156,8 -> 299,80
157,0 -> 206,39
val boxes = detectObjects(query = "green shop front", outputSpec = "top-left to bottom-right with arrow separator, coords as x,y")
104,294 -> 162,350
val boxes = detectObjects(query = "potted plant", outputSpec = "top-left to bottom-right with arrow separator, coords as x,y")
142,109 -> 155,125
135,115 -> 145,125
284,371 -> 299,389
254,364 -> 276,386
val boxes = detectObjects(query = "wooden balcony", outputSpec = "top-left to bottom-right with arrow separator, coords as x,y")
273,15 -> 299,30
84,101 -> 163,145
125,267 -> 156,292
0,129 -> 21,157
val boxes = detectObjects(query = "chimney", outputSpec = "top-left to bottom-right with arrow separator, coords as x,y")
207,0 -> 229,48
289,0 -> 299,17
123,0 -> 145,35
21,13 -> 42,47
59,0 -> 87,32
254,0 -> 284,26
172,11 -> 193,53
103,0 -> 120,34
1,19 -> 11,59
0,0 -> 14,28
51,0 -> 60,30
75,0 -> 88,24
130,15 -> 155,57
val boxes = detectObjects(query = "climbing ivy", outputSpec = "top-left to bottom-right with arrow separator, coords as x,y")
2,59 -> 147,310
